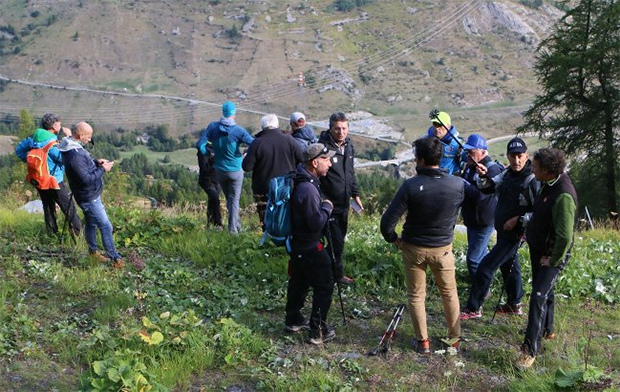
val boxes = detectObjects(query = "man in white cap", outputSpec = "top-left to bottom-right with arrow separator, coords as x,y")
290,112 -> 317,150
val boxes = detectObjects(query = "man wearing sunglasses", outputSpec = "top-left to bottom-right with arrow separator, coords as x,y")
285,143 -> 337,344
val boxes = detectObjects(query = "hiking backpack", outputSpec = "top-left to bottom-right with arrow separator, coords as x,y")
261,172 -> 295,250
25,140 -> 60,190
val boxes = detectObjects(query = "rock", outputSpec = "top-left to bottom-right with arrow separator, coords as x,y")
463,16 -> 480,35
19,200 -> 43,213
264,15 -> 271,23
208,15 -> 214,23
338,55 -> 346,62
406,7 -> 418,14
376,65 -> 385,73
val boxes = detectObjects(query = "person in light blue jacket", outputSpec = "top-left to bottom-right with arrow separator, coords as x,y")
196,101 -> 253,233
15,113 -> 82,235
426,111 -> 462,175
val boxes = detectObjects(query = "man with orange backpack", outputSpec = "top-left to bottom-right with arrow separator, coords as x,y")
15,113 -> 82,236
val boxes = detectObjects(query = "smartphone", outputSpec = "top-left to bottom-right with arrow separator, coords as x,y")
350,199 -> 362,214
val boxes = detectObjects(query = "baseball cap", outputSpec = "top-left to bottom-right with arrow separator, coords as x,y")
431,111 -> 451,127
507,137 -> 527,154
463,134 -> 487,150
222,101 -> 236,118
304,143 -> 336,162
290,112 -> 306,123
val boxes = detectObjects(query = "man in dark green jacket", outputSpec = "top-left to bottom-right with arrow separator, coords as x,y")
517,148 -> 577,370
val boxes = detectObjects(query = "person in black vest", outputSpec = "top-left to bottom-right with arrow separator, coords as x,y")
460,137 -> 539,320
242,114 -> 303,228
318,112 -> 363,285
196,143 -> 223,228
517,148 -> 577,370
284,143 -> 336,345
460,134 -> 503,280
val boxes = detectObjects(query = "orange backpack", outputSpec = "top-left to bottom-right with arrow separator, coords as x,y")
25,140 -> 60,190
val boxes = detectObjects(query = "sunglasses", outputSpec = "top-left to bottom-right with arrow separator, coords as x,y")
310,146 -> 330,161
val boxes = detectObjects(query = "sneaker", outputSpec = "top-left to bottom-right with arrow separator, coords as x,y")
284,319 -> 310,333
89,251 -> 108,263
416,339 -> 430,355
440,337 -> 461,350
111,259 -> 125,269
306,325 -> 336,345
339,276 -> 355,285
516,352 -> 536,370
459,309 -> 482,320
496,303 -> 523,316
544,332 -> 557,340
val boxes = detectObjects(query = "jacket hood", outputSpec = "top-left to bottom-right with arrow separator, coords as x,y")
292,125 -> 316,142
255,128 -> 282,138
32,128 -> 57,143
295,163 -> 319,184
57,137 -> 84,152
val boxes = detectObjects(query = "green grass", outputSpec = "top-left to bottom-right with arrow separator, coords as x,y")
1,201 -> 619,391
118,145 -> 198,167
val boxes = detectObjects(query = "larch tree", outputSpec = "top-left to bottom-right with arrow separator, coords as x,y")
518,0 -> 620,213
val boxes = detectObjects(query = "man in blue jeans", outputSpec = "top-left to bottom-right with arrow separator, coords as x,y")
197,101 -> 253,234
460,138 -> 539,320
58,121 -> 123,268
460,134 -> 503,279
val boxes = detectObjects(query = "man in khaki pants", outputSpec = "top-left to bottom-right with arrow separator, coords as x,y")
380,137 -> 465,354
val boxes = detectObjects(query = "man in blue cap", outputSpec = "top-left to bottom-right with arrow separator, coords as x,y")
460,134 -> 503,279
196,101 -> 253,234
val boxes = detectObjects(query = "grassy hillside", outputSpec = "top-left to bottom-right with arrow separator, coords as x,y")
0,0 -> 563,137
0,197 -> 618,391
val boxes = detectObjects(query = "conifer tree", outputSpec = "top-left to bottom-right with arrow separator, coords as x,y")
519,0 -> 620,212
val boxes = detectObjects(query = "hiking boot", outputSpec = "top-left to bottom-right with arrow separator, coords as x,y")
339,276 -> 355,285
496,303 -> 523,316
459,309 -> 482,320
283,319 -> 310,333
306,325 -> 336,345
89,251 -> 108,263
516,352 -> 536,370
416,339 -> 430,355
111,259 -> 125,269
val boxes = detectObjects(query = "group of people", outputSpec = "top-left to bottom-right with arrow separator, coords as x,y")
15,106 -> 577,369
16,115 -> 123,268
381,111 -> 577,369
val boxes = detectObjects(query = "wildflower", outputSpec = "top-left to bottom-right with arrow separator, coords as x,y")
447,346 -> 458,356
595,279 -> 607,294
444,371 -> 453,377
434,349 -> 446,355
455,361 -> 465,368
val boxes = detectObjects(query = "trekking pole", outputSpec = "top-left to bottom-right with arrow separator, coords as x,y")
429,109 -> 480,168
368,304 -> 405,356
381,304 -> 406,354
59,192 -> 77,245
490,238 -> 525,323
325,219 -> 346,325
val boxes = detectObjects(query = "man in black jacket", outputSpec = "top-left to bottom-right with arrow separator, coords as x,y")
517,148 -> 577,369
242,114 -> 304,228
460,137 -> 540,320
284,143 -> 336,345
318,112 -> 363,285
380,137 -> 464,354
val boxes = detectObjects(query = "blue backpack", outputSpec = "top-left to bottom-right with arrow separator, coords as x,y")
261,172 -> 295,250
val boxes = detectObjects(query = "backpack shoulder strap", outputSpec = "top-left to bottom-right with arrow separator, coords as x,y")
521,173 -> 536,206
42,140 -> 58,153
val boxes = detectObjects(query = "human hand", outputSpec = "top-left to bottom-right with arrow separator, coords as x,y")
323,199 -> 333,209
503,216 -> 519,231
476,163 -> 488,177
354,196 -> 364,211
102,161 -> 114,172
61,126 -> 72,137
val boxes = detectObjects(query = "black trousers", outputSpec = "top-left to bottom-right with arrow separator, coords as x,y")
523,251 -> 569,355
37,182 -> 82,236
199,179 -> 222,227
285,243 -> 334,332
326,211 -> 349,280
